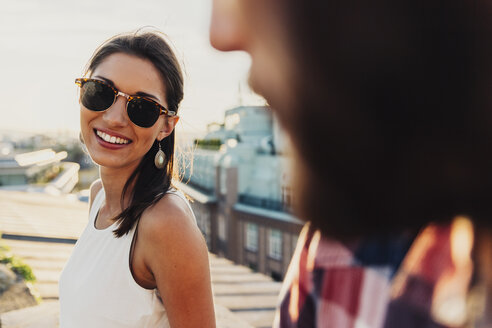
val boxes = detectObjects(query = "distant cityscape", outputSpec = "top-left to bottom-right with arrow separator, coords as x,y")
0,132 -> 95,199
0,105 -> 303,281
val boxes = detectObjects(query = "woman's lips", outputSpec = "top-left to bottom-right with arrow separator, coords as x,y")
94,129 -> 132,149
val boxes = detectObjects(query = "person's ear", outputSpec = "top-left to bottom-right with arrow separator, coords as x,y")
157,116 -> 179,141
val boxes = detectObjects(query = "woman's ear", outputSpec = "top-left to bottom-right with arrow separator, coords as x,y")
157,116 -> 180,141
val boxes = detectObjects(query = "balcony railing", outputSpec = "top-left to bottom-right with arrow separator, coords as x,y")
238,194 -> 290,212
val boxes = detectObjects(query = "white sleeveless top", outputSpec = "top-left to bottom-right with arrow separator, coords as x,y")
59,187 -> 195,327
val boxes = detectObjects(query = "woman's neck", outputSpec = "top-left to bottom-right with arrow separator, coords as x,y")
99,165 -> 135,217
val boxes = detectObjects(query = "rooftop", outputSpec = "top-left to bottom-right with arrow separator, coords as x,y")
0,190 -> 282,328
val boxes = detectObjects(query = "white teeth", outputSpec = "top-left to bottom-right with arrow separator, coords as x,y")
96,130 -> 129,145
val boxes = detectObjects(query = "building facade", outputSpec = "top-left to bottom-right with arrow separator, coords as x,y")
179,106 -> 303,281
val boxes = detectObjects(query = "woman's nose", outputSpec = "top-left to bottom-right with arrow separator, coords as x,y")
102,95 -> 129,127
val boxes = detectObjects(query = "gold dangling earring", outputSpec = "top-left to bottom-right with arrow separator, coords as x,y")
154,141 -> 166,169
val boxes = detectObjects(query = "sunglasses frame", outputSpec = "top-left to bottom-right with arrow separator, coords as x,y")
75,78 -> 177,127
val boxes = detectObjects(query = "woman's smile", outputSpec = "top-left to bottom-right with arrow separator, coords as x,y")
93,128 -> 133,150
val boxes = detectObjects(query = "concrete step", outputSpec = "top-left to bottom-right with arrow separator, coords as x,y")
215,304 -> 255,328
1,250 -> 71,262
212,281 -> 282,296
0,301 -> 254,328
209,256 -> 237,265
210,265 -> 255,275
35,283 -> 59,300
1,238 -> 75,250
1,301 -> 60,328
1,239 -> 70,301
214,294 -> 278,311
211,272 -> 274,283
14,259 -> 66,271
25,269 -> 61,284
233,309 -> 276,328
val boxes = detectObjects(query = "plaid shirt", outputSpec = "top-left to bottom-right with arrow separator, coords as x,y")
274,218 -> 481,328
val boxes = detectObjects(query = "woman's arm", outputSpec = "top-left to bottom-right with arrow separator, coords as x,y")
139,193 -> 216,328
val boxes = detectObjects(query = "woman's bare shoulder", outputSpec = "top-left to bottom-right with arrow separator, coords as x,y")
139,192 -> 203,249
137,192 -> 208,284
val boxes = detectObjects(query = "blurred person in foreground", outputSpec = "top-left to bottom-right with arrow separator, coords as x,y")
210,0 -> 492,327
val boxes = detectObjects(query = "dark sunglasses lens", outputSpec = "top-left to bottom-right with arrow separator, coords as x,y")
127,98 -> 160,128
80,81 -> 115,111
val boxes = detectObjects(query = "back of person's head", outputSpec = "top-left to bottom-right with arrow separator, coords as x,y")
276,0 -> 492,239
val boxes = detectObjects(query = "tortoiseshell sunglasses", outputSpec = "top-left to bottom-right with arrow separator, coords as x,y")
75,78 -> 176,128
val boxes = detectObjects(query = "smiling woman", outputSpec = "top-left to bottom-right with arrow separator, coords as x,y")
58,30 -> 216,328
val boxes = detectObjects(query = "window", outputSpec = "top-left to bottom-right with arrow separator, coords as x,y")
281,185 -> 293,212
220,167 -> 227,195
269,229 -> 283,260
218,215 -> 227,241
245,223 -> 258,252
292,234 -> 299,252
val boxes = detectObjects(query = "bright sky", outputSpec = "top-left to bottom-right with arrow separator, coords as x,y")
0,0 -> 265,137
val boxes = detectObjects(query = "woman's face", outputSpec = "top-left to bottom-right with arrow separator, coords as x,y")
80,52 -> 175,172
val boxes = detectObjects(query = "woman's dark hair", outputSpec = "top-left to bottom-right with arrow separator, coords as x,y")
277,0 -> 492,240
84,30 -> 184,237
